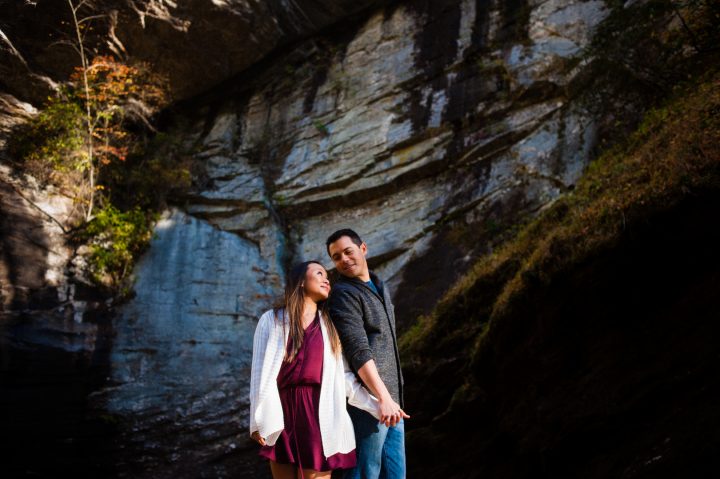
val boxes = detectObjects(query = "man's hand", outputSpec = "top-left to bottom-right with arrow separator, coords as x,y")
250,431 -> 266,446
378,398 -> 411,427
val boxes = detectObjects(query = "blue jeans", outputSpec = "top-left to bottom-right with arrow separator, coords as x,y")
344,405 -> 406,479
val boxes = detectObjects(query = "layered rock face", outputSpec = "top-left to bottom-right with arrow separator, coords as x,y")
0,164 -> 79,313
183,0 -> 608,327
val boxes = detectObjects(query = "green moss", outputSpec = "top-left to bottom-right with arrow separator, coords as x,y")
312,119 -> 330,136
96,412 -> 122,426
401,68 -> 720,377
474,56 -> 514,99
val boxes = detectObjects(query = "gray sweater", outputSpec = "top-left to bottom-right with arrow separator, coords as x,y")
328,272 -> 404,407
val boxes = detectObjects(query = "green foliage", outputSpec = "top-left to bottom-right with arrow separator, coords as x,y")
104,129 -> 196,211
72,125 -> 196,293
273,192 -> 288,206
81,126 -> 197,292
9,55 -> 168,198
76,203 -> 158,289
8,95 -> 86,182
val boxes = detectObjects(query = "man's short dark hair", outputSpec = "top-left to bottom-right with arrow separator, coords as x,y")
326,229 -> 363,254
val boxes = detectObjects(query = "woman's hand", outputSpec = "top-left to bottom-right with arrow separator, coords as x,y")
378,398 -> 410,427
251,431 -> 266,446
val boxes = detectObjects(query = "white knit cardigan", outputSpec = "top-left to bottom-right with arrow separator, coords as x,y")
249,309 -> 380,457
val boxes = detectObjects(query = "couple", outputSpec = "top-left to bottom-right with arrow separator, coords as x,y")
249,229 -> 408,478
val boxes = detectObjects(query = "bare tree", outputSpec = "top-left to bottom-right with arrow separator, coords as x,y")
66,0 -> 106,221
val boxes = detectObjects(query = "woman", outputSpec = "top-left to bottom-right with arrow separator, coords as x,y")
249,261 -> 380,479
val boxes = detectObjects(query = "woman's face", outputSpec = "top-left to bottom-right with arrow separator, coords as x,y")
303,263 -> 331,302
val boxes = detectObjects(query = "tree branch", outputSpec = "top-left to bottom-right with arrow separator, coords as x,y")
78,14 -> 106,24
0,27 -> 30,70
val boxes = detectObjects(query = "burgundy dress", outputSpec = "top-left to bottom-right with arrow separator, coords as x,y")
259,314 -> 356,471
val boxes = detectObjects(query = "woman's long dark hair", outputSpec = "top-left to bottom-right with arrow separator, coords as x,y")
274,261 -> 341,362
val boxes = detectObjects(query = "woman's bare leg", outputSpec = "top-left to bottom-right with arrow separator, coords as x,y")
298,469 -> 331,479
269,461 -> 297,479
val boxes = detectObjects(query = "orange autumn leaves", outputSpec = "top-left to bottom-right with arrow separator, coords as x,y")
69,55 -> 168,165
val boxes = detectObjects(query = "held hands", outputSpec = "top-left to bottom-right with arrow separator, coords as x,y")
355,359 -> 408,427
378,397 -> 410,427
250,431 -> 266,446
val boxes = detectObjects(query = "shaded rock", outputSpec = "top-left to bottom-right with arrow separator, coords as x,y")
0,164 -> 119,478
0,164 -> 78,312
405,188 -> 720,479
0,0 -> 394,104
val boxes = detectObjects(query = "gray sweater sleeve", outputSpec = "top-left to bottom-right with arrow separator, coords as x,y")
328,287 -> 374,371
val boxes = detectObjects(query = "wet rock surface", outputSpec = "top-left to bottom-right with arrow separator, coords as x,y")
98,208 -> 276,477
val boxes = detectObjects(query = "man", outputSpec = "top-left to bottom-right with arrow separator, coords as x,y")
326,228 -> 409,479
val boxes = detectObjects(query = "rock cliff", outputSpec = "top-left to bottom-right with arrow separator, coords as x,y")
105,3 -> 610,473
2,0 -> 716,477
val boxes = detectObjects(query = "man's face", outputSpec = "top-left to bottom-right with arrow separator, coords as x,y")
328,236 -> 368,279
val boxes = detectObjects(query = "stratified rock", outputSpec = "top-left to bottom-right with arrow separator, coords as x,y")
0,94 -> 37,151
182,0 -> 608,326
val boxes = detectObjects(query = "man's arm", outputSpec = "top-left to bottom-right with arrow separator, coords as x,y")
356,359 -> 410,427
329,288 -> 373,371
329,289 -> 409,426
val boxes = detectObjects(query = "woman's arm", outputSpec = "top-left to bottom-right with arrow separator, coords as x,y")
249,310 -> 272,440
343,355 -> 382,420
